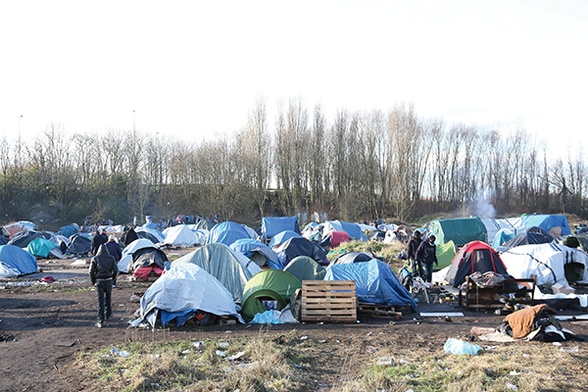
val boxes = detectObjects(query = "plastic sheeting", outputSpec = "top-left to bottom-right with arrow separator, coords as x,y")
131,263 -> 243,328
174,243 -> 261,302
0,244 -> 38,278
428,217 -> 487,247
269,230 -> 302,248
230,238 -> 279,268
500,243 -> 588,286
118,238 -> 157,273
323,220 -> 368,242
275,236 -> 328,268
261,216 -> 300,240
324,259 -> 417,310
208,221 -> 252,246
26,238 -> 57,258
521,214 -> 572,237
162,224 -> 197,246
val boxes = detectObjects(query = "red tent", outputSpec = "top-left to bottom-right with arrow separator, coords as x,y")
445,240 -> 509,287
330,231 -> 351,248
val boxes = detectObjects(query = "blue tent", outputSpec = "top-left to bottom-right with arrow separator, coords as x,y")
521,214 -> 572,236
491,228 -> 514,250
324,220 -> 368,242
58,224 -> 79,238
208,221 -> 251,246
230,238 -> 280,269
269,230 -> 302,248
0,245 -> 38,277
324,258 -> 417,310
261,216 -> 300,240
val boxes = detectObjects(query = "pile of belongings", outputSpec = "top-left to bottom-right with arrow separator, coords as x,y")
497,304 -> 578,342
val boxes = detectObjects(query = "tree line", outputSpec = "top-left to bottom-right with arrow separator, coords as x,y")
1,99 -> 585,229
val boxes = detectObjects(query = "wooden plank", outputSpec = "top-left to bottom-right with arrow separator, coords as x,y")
301,280 -> 357,323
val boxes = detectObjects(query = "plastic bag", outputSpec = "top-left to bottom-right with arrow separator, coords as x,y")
443,338 -> 482,355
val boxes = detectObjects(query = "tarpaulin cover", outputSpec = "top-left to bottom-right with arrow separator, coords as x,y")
324,220 -> 368,241
208,221 -> 252,246
261,216 -> 300,240
521,214 -> 572,237
324,258 -> 417,310
230,238 -> 279,268
275,236 -> 328,268
118,238 -> 157,273
174,243 -> 261,302
428,217 -> 487,247
0,244 -> 38,278
269,230 -> 302,248
132,263 -> 243,328
500,243 -> 588,286
26,238 -> 57,258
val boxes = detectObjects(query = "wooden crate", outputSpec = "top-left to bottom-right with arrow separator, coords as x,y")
301,280 -> 357,323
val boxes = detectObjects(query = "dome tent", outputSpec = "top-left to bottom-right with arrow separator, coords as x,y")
445,241 -> 510,288
0,245 -> 38,278
241,269 -> 302,322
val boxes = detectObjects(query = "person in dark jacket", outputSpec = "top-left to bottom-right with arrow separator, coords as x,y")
89,244 -> 118,328
122,227 -> 139,247
407,230 -> 423,276
105,235 -> 123,262
415,234 -> 438,283
90,229 -> 108,256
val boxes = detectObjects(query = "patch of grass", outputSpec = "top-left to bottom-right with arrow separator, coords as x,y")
339,343 -> 588,392
33,284 -> 92,294
73,330 -> 307,392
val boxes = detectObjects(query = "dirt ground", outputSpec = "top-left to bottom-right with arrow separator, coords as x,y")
2,255 -> 588,392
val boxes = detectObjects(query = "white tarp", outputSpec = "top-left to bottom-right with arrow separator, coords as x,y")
131,262 -> 244,328
500,243 -> 588,286
480,217 -> 525,245
163,224 -> 198,247
118,238 -> 156,273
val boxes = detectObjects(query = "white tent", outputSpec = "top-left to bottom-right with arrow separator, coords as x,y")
500,243 -> 588,287
163,224 -> 199,247
480,217 -> 525,245
118,238 -> 157,273
135,226 -> 165,243
130,262 -> 244,328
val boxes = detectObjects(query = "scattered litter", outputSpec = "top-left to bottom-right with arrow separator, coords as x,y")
376,356 -> 392,366
319,339 -> 326,343
367,332 -> 373,336
300,336 -> 308,340
227,351 -> 245,361
509,371 -> 521,375
552,342 -> 563,346
399,359 -> 409,364
522,354 -> 530,357
560,346 -> 579,353
444,338 -> 482,355
236,361 -> 258,369
336,340 -> 341,343
192,341 -> 204,348
506,382 -> 518,390
292,363 -> 303,369
110,348 -> 130,357
216,350 -> 226,357
225,330 -> 232,334
181,349 -> 191,355
130,294 -> 141,303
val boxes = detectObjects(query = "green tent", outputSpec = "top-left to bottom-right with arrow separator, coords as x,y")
434,240 -> 457,271
283,256 -> 326,282
241,269 -> 301,322
26,238 -> 57,258
428,217 -> 487,247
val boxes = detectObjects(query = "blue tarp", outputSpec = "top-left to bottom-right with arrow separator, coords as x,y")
521,214 -> 572,236
0,244 -> 38,276
324,259 -> 417,310
208,221 -> 251,246
58,224 -> 79,238
325,220 -> 368,241
261,216 -> 300,240
230,238 -> 280,269
491,228 -> 514,250
269,230 -> 302,248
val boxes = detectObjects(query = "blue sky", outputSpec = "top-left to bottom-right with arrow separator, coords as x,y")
1,0 -> 586,157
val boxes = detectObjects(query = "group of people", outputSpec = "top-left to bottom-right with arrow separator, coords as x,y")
89,229 -> 122,328
407,230 -> 437,283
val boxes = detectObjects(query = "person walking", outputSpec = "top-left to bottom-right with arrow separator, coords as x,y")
415,234 -> 438,283
105,234 -> 123,262
407,230 -> 423,276
90,228 -> 108,256
89,244 -> 118,328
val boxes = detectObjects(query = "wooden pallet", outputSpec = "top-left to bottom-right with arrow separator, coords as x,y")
301,280 -> 357,323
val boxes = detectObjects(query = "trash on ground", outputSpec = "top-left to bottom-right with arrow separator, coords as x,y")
443,338 -> 483,355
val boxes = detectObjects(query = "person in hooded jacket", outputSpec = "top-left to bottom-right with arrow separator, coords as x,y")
90,229 -> 108,256
89,244 -> 118,328
415,234 -> 438,283
407,230 -> 423,276
122,227 -> 139,247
